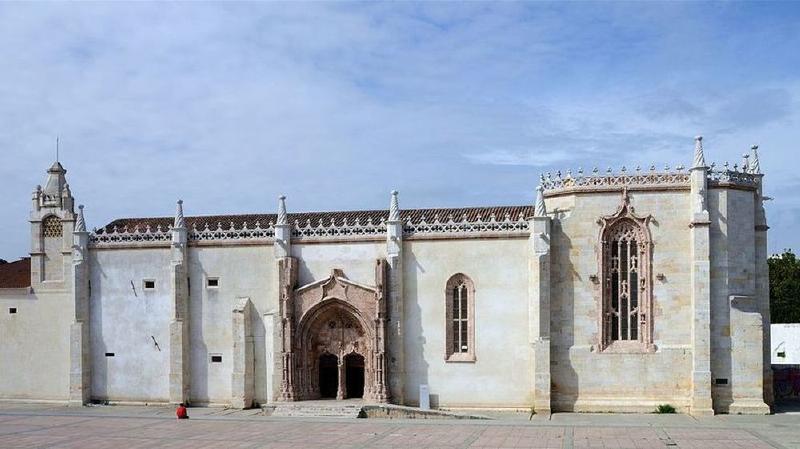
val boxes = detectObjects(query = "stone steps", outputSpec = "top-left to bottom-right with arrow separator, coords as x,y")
266,402 -> 364,418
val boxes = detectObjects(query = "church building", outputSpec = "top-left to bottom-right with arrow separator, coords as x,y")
0,137 -> 773,415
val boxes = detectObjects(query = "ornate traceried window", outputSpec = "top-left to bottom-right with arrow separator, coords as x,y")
598,190 -> 655,352
42,216 -> 63,238
445,274 -> 475,362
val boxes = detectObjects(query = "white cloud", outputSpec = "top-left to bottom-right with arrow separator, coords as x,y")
0,3 -> 799,257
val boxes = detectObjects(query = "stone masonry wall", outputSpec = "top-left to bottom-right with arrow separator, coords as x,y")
547,190 -> 694,412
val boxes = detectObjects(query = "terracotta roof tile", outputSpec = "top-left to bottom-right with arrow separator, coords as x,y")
0,257 -> 31,289
97,205 -> 534,233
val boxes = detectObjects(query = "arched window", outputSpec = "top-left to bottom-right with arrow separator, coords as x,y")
598,190 -> 654,352
42,215 -> 63,238
445,274 -> 475,362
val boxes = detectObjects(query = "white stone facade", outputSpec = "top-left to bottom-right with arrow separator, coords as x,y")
0,139 -> 772,414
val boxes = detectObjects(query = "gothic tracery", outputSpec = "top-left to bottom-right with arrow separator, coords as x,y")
597,189 -> 655,352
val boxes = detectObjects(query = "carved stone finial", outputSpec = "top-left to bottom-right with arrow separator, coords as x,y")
535,185 -> 547,217
173,200 -> 185,229
750,144 -> 761,174
622,186 -> 631,207
389,190 -> 400,222
277,195 -> 288,225
75,205 -> 87,232
692,135 -> 706,168
741,154 -> 750,173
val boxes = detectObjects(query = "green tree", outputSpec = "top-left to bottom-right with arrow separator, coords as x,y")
769,250 -> 800,323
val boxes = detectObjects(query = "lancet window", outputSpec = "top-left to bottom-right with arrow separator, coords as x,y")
445,274 -> 475,362
598,191 -> 654,352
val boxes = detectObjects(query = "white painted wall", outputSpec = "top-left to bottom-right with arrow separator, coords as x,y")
187,245 -> 273,405
89,248 -> 172,402
292,241 -> 386,287
403,238 -> 531,408
771,324 -> 800,365
0,290 -> 71,401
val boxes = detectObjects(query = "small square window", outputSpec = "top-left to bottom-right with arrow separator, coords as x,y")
210,354 -> 222,363
105,352 -> 115,357
207,278 -> 219,288
143,280 -> 156,290
9,308 -> 17,314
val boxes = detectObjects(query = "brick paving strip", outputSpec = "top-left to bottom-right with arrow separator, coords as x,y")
0,405 -> 797,449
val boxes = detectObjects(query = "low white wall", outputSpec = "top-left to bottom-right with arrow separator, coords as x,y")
0,290 -> 71,401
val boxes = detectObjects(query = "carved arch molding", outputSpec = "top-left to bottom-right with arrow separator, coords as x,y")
277,259 -> 389,402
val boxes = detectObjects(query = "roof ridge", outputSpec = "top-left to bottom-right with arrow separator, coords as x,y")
100,204 -> 534,230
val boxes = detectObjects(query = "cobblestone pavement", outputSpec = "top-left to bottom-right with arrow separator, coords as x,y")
0,403 -> 798,449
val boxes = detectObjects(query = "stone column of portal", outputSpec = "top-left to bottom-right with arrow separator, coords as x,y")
373,259 -> 390,402
336,358 -> 346,400
274,196 -> 298,401
169,200 -> 191,404
689,137 -> 714,416
232,297 -> 255,409
750,145 -> 774,407
69,205 -> 91,405
529,186 -> 552,414
386,190 -> 405,404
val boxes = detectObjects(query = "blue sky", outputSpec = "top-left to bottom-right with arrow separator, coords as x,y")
1,2 -> 799,258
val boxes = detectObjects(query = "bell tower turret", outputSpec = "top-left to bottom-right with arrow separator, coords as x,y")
30,160 -> 77,288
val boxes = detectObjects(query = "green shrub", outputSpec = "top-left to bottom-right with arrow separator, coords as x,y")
655,404 -> 676,414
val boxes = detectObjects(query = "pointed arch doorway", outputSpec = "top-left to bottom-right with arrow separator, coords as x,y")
301,300 -> 370,400
277,264 -> 390,403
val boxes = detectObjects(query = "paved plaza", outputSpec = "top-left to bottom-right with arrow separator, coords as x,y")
0,403 -> 798,449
